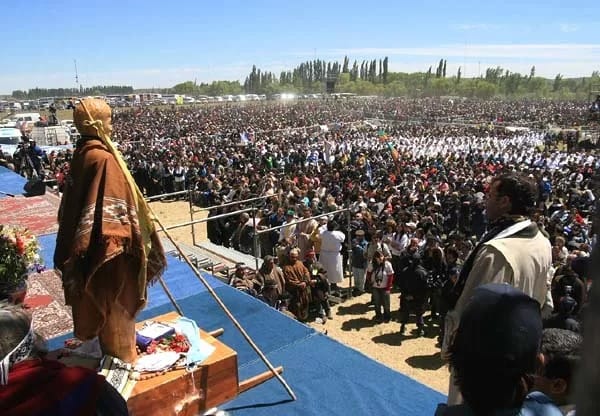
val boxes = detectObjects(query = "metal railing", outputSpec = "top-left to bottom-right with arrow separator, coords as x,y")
146,189 -> 355,297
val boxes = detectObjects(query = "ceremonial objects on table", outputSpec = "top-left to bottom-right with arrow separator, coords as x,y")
53,311 -> 284,415
127,312 -> 239,415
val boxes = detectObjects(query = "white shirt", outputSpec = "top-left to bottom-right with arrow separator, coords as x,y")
366,261 -> 394,289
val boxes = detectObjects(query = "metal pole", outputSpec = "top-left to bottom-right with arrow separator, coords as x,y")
145,189 -> 189,201
346,209 -> 353,299
157,275 -> 184,316
162,207 -> 256,231
188,184 -> 196,246
148,206 -> 297,401
252,209 -> 259,272
254,208 -> 349,235
197,194 -> 272,213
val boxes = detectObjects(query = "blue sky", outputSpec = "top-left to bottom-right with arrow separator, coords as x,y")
1,0 -> 599,93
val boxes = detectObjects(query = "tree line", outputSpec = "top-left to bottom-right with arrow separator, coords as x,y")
11,58 -> 599,101
11,85 -> 134,100
171,56 -> 598,100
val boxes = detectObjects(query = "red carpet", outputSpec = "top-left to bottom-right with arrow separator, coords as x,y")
24,294 -> 54,309
0,194 -> 60,236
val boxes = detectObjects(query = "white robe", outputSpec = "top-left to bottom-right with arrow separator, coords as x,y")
319,230 -> 346,284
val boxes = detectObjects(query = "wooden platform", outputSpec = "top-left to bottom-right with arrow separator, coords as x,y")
128,312 -> 239,416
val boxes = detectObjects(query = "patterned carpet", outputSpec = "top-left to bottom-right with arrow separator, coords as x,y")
26,269 -> 73,340
0,193 -> 60,236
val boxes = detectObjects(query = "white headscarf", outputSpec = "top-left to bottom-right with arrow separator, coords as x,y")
0,319 -> 34,385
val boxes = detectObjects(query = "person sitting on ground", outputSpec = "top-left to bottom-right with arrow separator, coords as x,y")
436,283 -> 562,416
533,328 -> 582,416
230,264 -> 260,297
0,302 -> 128,416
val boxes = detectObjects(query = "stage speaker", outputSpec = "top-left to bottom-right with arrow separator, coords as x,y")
24,178 -> 46,197
326,80 -> 336,94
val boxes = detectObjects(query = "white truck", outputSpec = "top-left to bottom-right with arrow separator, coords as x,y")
0,127 -> 22,156
0,112 -> 42,129
29,126 -> 71,146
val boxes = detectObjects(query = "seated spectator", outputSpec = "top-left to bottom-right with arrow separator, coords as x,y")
551,236 -> 569,265
543,294 -> 581,334
0,302 -> 128,415
551,266 -> 586,316
534,328 -> 582,416
436,283 -> 562,416
230,264 -> 259,296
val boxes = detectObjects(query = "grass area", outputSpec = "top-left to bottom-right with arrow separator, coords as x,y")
0,109 -> 72,121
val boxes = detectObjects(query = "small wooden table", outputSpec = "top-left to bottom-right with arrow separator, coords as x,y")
52,312 -> 283,415
127,312 -> 239,416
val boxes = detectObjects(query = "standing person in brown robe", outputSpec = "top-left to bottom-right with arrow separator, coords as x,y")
296,207 -> 318,259
54,98 -> 166,363
256,255 -> 286,307
282,248 -> 312,321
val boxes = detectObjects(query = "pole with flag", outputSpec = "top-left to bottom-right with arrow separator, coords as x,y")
387,141 -> 400,162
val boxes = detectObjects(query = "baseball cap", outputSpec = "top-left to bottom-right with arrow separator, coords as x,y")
452,283 -> 542,374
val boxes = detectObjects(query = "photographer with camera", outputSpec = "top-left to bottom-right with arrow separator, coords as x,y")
304,249 -> 331,322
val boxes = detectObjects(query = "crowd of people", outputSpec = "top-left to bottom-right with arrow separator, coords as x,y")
1,97 -> 597,414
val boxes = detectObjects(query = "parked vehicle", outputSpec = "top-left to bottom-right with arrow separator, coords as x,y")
1,113 -> 42,129
0,127 -> 23,156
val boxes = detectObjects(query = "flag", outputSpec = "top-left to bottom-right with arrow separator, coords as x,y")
240,132 -> 249,144
377,129 -> 389,142
387,142 -> 400,162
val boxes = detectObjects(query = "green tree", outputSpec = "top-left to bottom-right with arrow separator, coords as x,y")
11,90 -> 26,99
342,56 -> 349,73
474,80 -> 497,98
425,66 -> 433,88
383,81 -> 407,96
553,73 -> 563,92
350,60 -> 359,82
337,72 -> 350,85
173,81 -> 197,95
382,56 -> 389,84
430,78 -> 452,96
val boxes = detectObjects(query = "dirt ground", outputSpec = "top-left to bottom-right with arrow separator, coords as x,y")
149,200 -> 450,395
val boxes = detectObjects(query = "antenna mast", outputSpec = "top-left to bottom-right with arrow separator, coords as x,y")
74,59 -> 80,92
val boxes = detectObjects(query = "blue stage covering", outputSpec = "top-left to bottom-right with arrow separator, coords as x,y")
0,166 -> 27,198
39,233 -> 446,415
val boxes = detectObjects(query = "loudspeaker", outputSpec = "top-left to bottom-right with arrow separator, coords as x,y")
326,80 -> 335,94
24,178 -> 46,197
